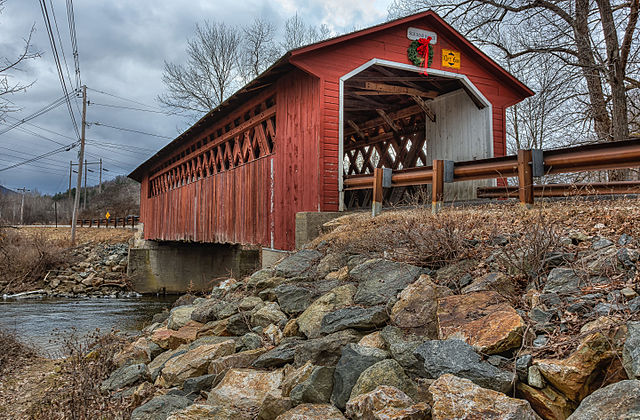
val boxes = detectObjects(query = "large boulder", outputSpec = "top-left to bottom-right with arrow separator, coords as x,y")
435,259 -> 477,289
623,321 -> 640,379
251,302 -> 287,328
168,305 -> 196,330
543,268 -> 582,294
253,340 -> 301,368
207,368 -> 284,413
289,366 -> 335,404
149,347 -> 189,381
100,363 -> 150,392
113,337 -> 154,368
208,348 -> 268,377
282,362 -> 316,396
430,374 -> 541,420
345,385 -> 430,420
274,249 -> 322,279
151,322 -> 202,350
413,339 -> 514,393
462,272 -> 516,296
166,404 -> 240,420
349,359 -> 417,401
157,340 -> 236,388
258,392 -> 293,420
380,326 -> 422,375
274,284 -> 317,315
294,329 -> 362,367
320,306 -> 389,335
297,284 -> 356,339
190,299 -> 225,324
350,259 -> 425,306
130,395 -> 193,420
331,343 -> 389,410
275,404 -> 346,420
535,332 -> 615,402
437,291 -> 524,354
390,275 -> 451,338
517,383 -> 575,420
567,380 -> 640,419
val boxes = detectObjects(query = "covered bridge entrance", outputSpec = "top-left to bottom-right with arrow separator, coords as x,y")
128,11 -> 533,292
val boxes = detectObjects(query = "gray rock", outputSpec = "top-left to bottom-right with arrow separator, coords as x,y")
592,238 -> 614,250
331,344 -> 389,410
516,354 -> 533,382
237,332 -> 262,351
349,359 -> 417,401
379,326 -> 422,375
250,302 -> 287,328
413,339 -> 514,393
567,380 -> 640,419
624,321 -> 640,379
130,394 -> 193,420
593,301 -> 625,315
350,259 -> 424,306
248,268 -> 275,289
533,335 -> 549,348
275,250 -> 322,279
618,248 -> 639,268
190,299 -> 224,323
436,259 -> 477,290
543,268 -> 582,294
630,297 -> 640,312
100,363 -> 149,392
619,234 -> 634,246
294,329 -> 362,367
226,313 -> 251,336
316,253 -> 348,279
290,366 -> 335,404
253,340 -> 301,368
167,305 -> 195,330
275,284 -> 317,315
320,306 -> 389,335
152,310 -> 170,324
183,374 -> 217,399
529,307 -> 555,330
149,348 -> 188,381
528,365 -> 544,388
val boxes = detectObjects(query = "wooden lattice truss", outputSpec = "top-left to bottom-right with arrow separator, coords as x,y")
148,97 -> 276,197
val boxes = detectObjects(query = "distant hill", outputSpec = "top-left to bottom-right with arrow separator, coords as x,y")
0,185 -> 16,196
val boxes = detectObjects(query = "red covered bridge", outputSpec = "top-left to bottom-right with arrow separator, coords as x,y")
129,11 -> 533,253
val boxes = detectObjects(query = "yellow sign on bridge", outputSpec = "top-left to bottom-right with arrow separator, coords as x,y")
105,211 -> 110,220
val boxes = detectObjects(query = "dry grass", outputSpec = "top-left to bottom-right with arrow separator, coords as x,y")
0,329 -> 37,377
18,226 -> 135,245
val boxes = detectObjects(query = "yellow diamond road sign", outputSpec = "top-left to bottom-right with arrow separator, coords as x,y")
105,212 -> 110,220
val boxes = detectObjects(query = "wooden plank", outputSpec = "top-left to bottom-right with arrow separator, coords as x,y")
432,159 -> 444,214
363,82 -> 439,98
517,149 -> 534,207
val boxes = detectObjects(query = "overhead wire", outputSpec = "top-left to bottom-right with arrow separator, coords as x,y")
0,94 -> 70,136
91,121 -> 172,139
88,102 -> 181,116
87,87 -> 165,111
0,142 -> 77,172
66,0 -> 81,89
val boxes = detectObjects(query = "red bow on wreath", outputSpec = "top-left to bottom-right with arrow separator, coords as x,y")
417,36 -> 432,76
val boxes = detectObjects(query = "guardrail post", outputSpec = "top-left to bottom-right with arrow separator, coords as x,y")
432,159 -> 444,214
518,149 -> 534,208
372,167 -> 384,217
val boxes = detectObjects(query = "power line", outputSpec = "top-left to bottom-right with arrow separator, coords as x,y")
0,94 -> 70,136
0,142 -> 77,172
87,87 -> 164,111
66,0 -> 81,89
91,121 -> 172,139
88,101 -> 181,116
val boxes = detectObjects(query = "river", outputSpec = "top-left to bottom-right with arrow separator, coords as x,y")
0,296 -> 175,357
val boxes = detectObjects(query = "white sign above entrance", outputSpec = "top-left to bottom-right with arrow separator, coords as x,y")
407,27 -> 437,43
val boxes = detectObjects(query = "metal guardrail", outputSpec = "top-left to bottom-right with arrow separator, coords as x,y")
343,138 -> 640,214
478,181 -> 640,198
73,215 -> 139,229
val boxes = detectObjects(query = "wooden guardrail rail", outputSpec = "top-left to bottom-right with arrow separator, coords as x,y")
74,215 -> 139,229
343,138 -> 640,215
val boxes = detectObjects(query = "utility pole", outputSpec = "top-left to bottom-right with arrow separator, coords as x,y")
84,158 -> 88,210
17,187 -> 30,225
99,158 -> 102,193
71,85 -> 86,244
68,161 -> 73,200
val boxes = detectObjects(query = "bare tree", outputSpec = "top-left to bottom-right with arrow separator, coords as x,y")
281,13 -> 332,51
239,18 -> 280,83
388,0 -> 639,152
158,21 -> 241,116
0,0 -> 40,121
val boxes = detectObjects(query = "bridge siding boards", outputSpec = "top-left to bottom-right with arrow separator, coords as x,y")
132,11 -> 533,251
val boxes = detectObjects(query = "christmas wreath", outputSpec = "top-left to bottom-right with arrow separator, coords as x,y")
407,37 -> 433,69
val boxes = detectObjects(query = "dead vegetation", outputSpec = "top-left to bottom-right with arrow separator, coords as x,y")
0,329 -> 37,377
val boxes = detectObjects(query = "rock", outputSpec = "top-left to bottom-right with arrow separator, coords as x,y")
274,249 -> 322,279
258,392 -> 293,420
316,253 -> 348,279
622,287 -> 638,299
208,348 -> 267,379
435,259 -> 477,290
331,343 -> 389,410
358,331 -> 386,349
101,363 -> 150,392
430,374 -> 540,420
130,394 -> 193,420
290,366 -> 334,404
239,296 -> 263,311
207,368 -> 283,413
543,268 -> 582,294
618,248 -> 640,267
166,404 -> 240,420
349,359 -> 417,401
528,366 -> 544,388
274,284 -> 316,315
326,266 -> 349,282
113,337 -> 153,368
437,291 -> 524,354
533,335 -> 549,348
517,383 -> 575,420
275,404 -> 346,420
149,347 -> 189,381
248,268 -> 276,289
380,326 -> 422,375
264,324 -> 283,345
251,302 -> 287,328
413,339 -> 514,393
282,319 -> 301,338
297,284 -> 356,339
390,274 -> 451,338
168,305 -> 196,330
592,238 -> 613,250
623,321 -> 640,379
294,329 -> 361,367
226,313 -> 252,336
151,322 -> 202,350
191,299 -> 224,324
282,362 -> 315,396
173,294 -> 197,308
463,272 -> 516,296
350,259 -> 425,306
345,385 -> 430,420
253,340 -> 301,368
320,306 -> 389,335
567,379 -> 640,419
619,234 -> 634,245
157,340 -> 236,388
535,332 -> 615,402
516,355 -> 533,383
183,374 -> 217,398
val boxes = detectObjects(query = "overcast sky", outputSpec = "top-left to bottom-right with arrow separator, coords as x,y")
0,0 -> 391,194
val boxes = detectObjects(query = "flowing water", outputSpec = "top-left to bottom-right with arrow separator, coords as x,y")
0,296 -> 175,357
